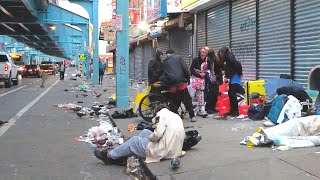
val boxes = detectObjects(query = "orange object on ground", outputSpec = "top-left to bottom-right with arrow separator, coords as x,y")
239,105 -> 250,116
127,124 -> 135,132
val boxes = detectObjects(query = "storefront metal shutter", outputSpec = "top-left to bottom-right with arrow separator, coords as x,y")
294,0 -> 320,87
197,12 -> 206,50
129,50 -> 134,79
231,0 -> 256,82
142,41 -> 153,80
156,37 -> 169,53
134,45 -> 143,81
207,3 -> 229,53
258,0 -> 291,80
169,29 -> 192,66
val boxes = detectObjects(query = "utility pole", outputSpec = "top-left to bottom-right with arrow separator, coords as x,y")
116,0 -> 129,108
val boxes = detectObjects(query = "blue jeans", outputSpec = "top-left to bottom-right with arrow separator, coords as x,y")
109,129 -> 152,159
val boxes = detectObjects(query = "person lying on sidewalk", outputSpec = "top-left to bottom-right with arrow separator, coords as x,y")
94,104 -> 186,165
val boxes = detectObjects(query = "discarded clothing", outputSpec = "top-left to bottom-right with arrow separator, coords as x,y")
267,94 -> 288,124
265,115 -> 320,148
276,95 -> 302,124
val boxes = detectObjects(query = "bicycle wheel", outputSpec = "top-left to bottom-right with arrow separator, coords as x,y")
139,93 -> 165,122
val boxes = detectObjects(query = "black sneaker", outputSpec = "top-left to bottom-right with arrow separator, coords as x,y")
93,149 -> 127,166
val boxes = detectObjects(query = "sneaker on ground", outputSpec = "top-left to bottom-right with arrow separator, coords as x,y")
94,149 -> 127,166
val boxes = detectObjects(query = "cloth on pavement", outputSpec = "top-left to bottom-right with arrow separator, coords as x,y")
264,115 -> 320,148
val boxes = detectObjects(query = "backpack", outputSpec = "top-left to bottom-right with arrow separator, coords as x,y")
248,104 -> 265,120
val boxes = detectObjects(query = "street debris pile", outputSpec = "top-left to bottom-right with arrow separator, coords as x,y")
75,120 -> 124,149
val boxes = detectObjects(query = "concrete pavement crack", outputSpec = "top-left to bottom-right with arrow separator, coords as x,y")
277,157 -> 320,179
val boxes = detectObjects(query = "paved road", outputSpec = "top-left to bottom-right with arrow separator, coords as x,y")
0,71 -> 132,180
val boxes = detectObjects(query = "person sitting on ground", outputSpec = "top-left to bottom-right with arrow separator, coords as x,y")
159,49 -> 197,122
94,105 -> 186,165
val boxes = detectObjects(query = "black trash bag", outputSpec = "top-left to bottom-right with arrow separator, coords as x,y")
111,108 -> 138,119
182,130 -> 202,151
248,104 -> 265,120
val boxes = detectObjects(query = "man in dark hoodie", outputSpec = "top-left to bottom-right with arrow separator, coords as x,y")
159,49 -> 196,122
148,50 -> 164,95
218,47 -> 244,117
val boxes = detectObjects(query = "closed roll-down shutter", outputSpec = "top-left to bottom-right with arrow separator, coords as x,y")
294,0 -> 320,87
134,45 -> 142,81
231,0 -> 256,82
129,50 -> 134,79
207,3 -> 229,52
157,37 -> 169,53
142,41 -> 153,80
258,0 -> 291,80
197,12 -> 206,50
169,30 -> 192,66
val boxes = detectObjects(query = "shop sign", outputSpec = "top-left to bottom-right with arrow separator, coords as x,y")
167,0 -> 182,13
181,0 -> 198,8
146,0 -> 167,23
129,8 -> 140,25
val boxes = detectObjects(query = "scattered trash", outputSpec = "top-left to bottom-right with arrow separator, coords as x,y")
75,121 -> 122,149
76,111 -> 86,118
182,130 -> 202,151
275,146 -> 293,151
0,120 -> 8,126
126,157 -> 144,179
64,89 -> 69,92
77,101 -> 84,104
111,108 -> 138,119
171,157 -> 181,169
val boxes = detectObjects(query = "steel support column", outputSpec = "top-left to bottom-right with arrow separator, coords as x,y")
116,0 -> 129,108
69,0 -> 98,84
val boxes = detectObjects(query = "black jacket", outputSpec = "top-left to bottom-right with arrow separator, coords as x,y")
224,52 -> 243,79
148,59 -> 163,84
190,57 -> 223,85
159,54 -> 190,86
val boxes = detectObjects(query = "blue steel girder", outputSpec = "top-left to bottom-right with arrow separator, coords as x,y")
69,0 -> 99,84
39,3 -> 89,25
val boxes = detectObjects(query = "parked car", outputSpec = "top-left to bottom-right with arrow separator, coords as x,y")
40,61 -> 57,75
0,52 -> 18,88
21,64 -> 41,78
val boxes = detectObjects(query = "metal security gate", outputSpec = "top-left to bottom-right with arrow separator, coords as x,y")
156,37 -> 169,53
129,50 -> 134,79
134,45 -> 142,81
258,0 -> 291,80
206,3 -> 229,52
231,0 -> 256,82
169,29 -> 192,66
294,0 -> 320,87
196,12 -> 206,50
142,41 -> 153,80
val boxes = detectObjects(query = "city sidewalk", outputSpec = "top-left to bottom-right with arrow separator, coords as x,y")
101,75 -> 320,180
